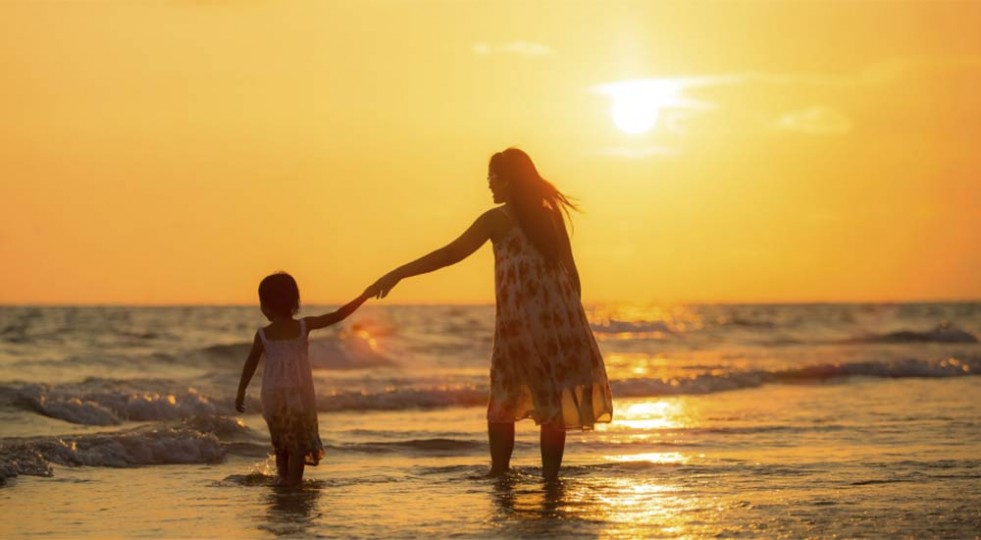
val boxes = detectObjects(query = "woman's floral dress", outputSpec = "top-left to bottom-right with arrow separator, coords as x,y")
259,319 -> 325,464
488,207 -> 614,430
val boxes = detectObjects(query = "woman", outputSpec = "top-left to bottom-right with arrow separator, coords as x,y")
371,148 -> 613,480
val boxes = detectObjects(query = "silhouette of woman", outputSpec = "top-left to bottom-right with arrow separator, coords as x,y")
371,148 -> 613,480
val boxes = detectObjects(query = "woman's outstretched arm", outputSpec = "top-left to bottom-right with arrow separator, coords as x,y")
373,209 -> 501,298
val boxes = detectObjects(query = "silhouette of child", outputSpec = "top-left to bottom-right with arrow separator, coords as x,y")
236,272 -> 373,486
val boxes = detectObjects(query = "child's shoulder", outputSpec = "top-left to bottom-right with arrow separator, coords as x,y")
261,318 -> 305,341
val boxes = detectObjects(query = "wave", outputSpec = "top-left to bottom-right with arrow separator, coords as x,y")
217,437 -> 493,460
200,342 -> 253,361
199,334 -> 395,370
308,336 -> 395,370
181,414 -> 255,438
0,425 -> 225,481
591,313 -> 785,336
774,356 -> 977,379
2,378 -> 489,425
714,316 -> 777,329
591,319 -> 674,337
314,387 -> 487,412
841,324 -> 978,344
6,329 -> 394,372
12,379 -> 220,426
612,355 -> 979,397
3,356 -> 977,426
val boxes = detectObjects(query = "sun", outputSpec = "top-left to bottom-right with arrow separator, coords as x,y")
611,93 -> 660,134
596,79 -> 689,135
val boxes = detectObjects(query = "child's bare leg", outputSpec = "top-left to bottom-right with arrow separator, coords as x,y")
540,424 -> 566,482
285,450 -> 305,486
275,450 -> 289,481
488,421 -> 515,476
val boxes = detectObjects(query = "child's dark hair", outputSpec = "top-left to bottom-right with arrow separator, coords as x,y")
258,272 -> 300,318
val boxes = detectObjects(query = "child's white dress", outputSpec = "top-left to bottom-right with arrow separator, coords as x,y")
259,319 -> 324,464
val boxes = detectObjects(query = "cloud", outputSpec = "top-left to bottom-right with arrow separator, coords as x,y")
591,78 -> 717,109
593,54 -> 981,103
591,55 -> 981,139
773,106 -> 852,136
471,41 -> 552,57
594,145 -> 681,159
725,55 -> 981,89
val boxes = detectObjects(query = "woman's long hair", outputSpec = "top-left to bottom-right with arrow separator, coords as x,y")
489,148 -> 578,265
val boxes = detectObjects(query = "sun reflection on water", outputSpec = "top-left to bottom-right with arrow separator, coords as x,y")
589,304 -> 707,335
493,475 -> 711,539
620,401 -> 688,430
605,451 -> 691,465
601,401 -> 695,467
598,398 -> 697,434
604,352 -> 679,381
591,477 -> 705,538
354,329 -> 378,350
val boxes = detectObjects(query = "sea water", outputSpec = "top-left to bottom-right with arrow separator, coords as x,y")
1,303 -> 979,538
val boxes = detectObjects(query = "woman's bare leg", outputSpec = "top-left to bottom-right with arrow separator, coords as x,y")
275,450 -> 289,482
488,421 -> 515,476
540,425 -> 566,481
285,450 -> 305,487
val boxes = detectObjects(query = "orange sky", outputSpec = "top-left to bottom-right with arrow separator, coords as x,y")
2,1 -> 979,305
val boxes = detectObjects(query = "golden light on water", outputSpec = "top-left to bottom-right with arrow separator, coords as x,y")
597,397 -> 700,446
354,329 -> 379,350
585,397 -> 714,537
497,475 -> 703,538
588,304 -> 707,341
602,352 -> 674,380
605,451 -> 691,465
589,478 -> 697,538
615,401 -> 687,431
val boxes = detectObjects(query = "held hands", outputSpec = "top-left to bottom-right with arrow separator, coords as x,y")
362,282 -> 381,300
370,272 -> 401,299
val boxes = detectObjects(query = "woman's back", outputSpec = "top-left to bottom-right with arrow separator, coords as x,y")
489,206 -> 612,430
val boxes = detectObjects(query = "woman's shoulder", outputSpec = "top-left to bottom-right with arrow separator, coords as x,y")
479,206 -> 514,240
480,205 -> 515,227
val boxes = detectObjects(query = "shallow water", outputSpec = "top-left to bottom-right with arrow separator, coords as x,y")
2,304 -> 980,537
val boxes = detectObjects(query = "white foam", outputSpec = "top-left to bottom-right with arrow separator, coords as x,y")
0,426 -> 225,480
18,382 -> 218,426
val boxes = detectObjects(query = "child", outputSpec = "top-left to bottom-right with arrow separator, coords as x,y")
235,272 -> 373,486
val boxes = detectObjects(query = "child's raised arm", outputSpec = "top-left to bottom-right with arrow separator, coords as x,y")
235,332 -> 264,412
304,287 -> 375,331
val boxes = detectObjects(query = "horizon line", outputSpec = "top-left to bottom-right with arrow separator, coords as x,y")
1,298 -> 979,308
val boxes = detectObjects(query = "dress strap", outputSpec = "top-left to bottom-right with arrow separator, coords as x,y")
298,318 -> 306,337
257,328 -> 268,346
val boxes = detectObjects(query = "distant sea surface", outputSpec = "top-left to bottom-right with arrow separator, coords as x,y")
1,303 -> 979,538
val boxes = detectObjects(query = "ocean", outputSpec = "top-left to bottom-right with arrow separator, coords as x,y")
1,303 -> 979,538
